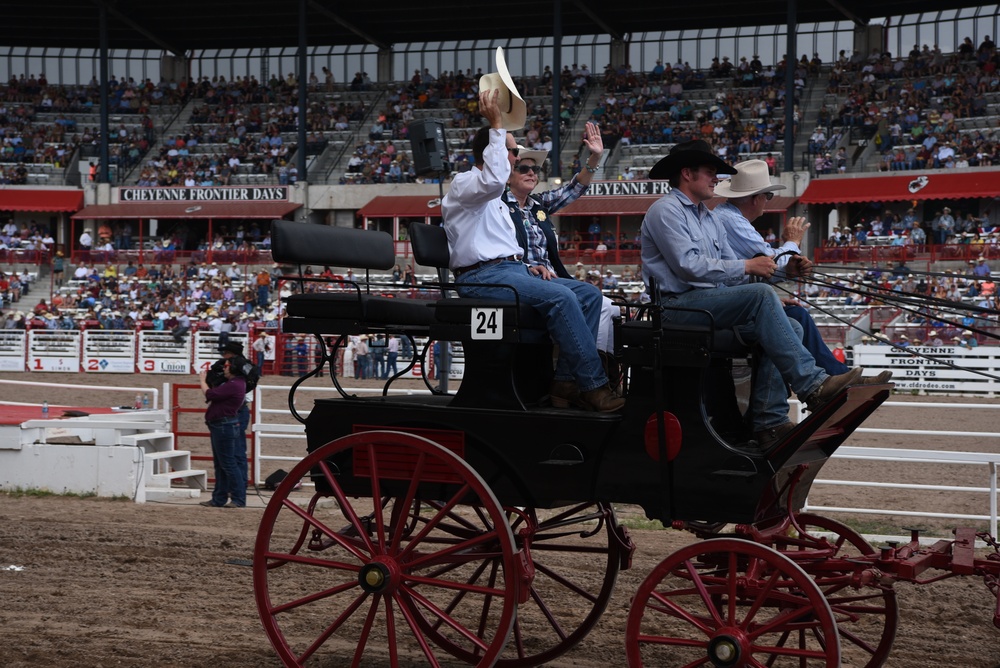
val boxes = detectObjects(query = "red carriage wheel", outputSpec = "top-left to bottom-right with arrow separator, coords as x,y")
499,503 -> 625,666
772,513 -> 899,668
625,537 -> 840,667
411,502 -> 625,666
253,431 -> 520,667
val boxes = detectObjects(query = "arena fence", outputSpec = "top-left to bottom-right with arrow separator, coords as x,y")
3,330 -> 256,375
0,377 -> 162,410
793,400 -> 1000,539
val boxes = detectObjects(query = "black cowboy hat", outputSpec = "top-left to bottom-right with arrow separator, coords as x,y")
648,139 -> 737,180
220,340 -> 244,355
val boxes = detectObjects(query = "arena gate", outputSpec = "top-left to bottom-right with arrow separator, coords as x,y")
137,330 -> 191,374
0,331 -> 26,372
27,330 -> 81,372
82,329 -> 136,373
192,331 -> 249,373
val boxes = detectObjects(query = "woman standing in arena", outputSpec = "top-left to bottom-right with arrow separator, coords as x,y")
198,357 -> 248,508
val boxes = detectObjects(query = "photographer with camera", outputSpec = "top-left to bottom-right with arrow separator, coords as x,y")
199,341 -> 257,508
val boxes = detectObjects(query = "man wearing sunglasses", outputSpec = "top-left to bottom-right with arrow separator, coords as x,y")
442,87 -> 623,413
503,121 -> 621,389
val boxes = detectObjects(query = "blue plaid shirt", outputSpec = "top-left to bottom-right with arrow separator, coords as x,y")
502,177 -> 587,271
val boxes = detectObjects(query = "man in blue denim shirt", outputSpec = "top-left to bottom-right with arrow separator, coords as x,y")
641,140 -> 873,448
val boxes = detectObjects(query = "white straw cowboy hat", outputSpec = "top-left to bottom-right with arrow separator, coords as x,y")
479,47 -> 526,131
713,159 -> 787,198
512,144 -> 547,165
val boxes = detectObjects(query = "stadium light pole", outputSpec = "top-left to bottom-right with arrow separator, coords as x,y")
297,0 -> 308,186
98,2 -> 110,185
784,0 -> 797,175
551,0 -> 562,180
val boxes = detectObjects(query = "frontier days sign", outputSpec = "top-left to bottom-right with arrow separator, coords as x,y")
119,186 -> 289,202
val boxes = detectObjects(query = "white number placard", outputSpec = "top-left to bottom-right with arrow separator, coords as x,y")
471,308 -> 503,340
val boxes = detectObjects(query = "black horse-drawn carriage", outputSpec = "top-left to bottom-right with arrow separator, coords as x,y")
252,220 -> 1000,667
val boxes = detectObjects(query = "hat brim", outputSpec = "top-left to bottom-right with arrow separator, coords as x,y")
513,145 -> 548,166
479,47 -> 526,132
648,151 -> 737,180
713,180 -> 786,198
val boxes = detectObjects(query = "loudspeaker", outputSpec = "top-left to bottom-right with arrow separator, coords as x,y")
408,119 -> 448,175
264,469 -> 288,490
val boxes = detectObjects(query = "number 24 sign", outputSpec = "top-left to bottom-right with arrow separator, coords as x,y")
471,308 -> 502,340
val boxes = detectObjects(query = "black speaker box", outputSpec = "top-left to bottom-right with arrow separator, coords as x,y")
408,119 -> 447,175
264,468 -> 288,490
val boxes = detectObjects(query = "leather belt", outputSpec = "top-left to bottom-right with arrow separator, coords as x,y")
453,255 -> 522,277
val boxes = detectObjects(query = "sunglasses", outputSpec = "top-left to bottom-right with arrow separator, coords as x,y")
515,164 -> 541,175
507,147 -> 520,157
762,191 -> 775,201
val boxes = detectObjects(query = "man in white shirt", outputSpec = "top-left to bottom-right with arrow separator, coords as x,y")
441,83 -> 622,413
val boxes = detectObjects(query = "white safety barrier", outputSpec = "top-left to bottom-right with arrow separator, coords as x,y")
0,330 -> 26,371
856,344 -> 1000,394
137,330 -> 191,374
193,331 -> 249,372
82,329 -> 136,373
27,330 -> 81,372
806,445 -> 1000,541
799,400 -> 1000,540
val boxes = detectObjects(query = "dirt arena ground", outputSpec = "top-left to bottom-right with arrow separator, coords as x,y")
2,371 -> 999,667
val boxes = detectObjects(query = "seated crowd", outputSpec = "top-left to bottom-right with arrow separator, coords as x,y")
824,202 -> 997,247
2,254 -> 286,334
821,38 -> 1000,171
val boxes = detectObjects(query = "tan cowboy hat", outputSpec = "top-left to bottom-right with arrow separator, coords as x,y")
713,159 -> 787,198
479,47 -> 526,131
513,144 -> 547,165
649,139 -> 737,181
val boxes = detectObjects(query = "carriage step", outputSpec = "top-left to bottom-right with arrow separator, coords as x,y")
148,469 -> 208,491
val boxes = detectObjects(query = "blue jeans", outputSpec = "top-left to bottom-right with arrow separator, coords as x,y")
236,402 -> 250,491
207,417 -> 246,506
660,283 -> 828,431
457,260 -> 606,391
384,352 -> 398,378
784,304 -> 849,376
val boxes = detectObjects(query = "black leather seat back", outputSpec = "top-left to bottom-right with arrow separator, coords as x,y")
408,222 -> 450,270
272,219 -> 395,270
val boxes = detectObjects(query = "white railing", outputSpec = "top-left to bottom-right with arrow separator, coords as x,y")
797,400 -> 1000,539
0,378 -> 163,410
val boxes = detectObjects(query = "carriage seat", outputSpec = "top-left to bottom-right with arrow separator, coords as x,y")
407,222 -> 548,343
271,220 -> 437,335
619,310 -> 751,368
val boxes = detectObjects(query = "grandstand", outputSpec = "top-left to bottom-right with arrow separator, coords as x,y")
1,2 -> 999,361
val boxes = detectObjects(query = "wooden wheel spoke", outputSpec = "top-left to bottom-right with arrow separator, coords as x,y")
349,593 -> 382,667
533,560 -> 601,604
401,583 -> 494,652
296,590 -> 370,664
270,578 -> 360,615
397,484 -> 472,562
315,459 -> 379,556
278,495 -> 371,563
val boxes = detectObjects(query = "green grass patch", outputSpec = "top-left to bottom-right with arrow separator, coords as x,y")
0,488 -> 126,500
619,517 -> 666,531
